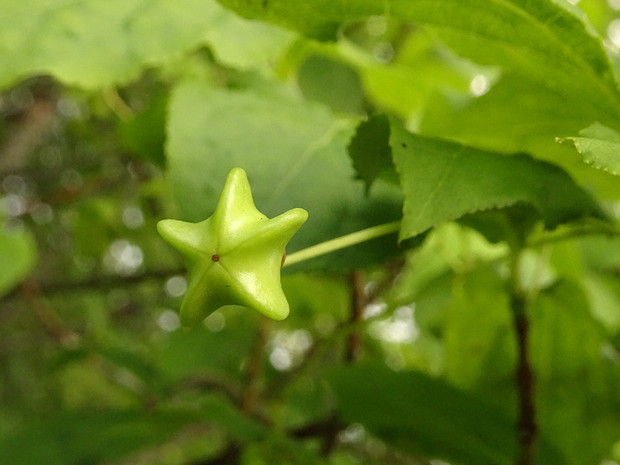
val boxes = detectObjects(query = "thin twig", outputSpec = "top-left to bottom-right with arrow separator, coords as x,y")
513,295 -> 537,465
19,278 -> 80,347
102,87 -> 135,121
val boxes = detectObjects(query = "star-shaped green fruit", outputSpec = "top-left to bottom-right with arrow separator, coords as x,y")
157,167 -> 308,326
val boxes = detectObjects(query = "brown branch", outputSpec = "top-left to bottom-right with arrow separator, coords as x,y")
512,293 -> 537,465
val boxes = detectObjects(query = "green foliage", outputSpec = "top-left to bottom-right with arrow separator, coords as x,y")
530,281 -> 620,465
2,1 -> 620,465
0,409 -> 201,465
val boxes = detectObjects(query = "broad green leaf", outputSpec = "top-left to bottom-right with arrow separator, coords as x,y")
0,0 -> 292,89
0,409 -> 199,465
217,0 -> 620,121
166,80 -> 402,269
390,122 -> 604,241
561,122 -> 620,176
0,221 -> 36,297
530,280 -> 620,465
327,363 -> 567,465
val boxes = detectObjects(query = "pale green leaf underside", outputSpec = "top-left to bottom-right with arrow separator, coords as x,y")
390,122 -> 603,241
0,0 -> 291,89
561,122 -> 620,176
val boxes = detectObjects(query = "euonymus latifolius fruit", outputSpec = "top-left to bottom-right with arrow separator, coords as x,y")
157,168 -> 308,326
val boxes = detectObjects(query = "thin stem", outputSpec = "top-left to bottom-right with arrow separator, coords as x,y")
241,317 -> 271,414
283,221 -> 401,267
346,270 -> 365,362
510,250 -> 537,465
102,87 -> 134,121
527,220 -> 620,249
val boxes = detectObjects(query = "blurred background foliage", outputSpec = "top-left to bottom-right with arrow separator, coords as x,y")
1,1 -> 620,464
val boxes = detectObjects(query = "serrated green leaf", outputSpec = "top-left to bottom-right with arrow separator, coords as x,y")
166,80 -> 402,269
561,122 -> 620,176
390,122 -> 604,241
0,222 -> 36,297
